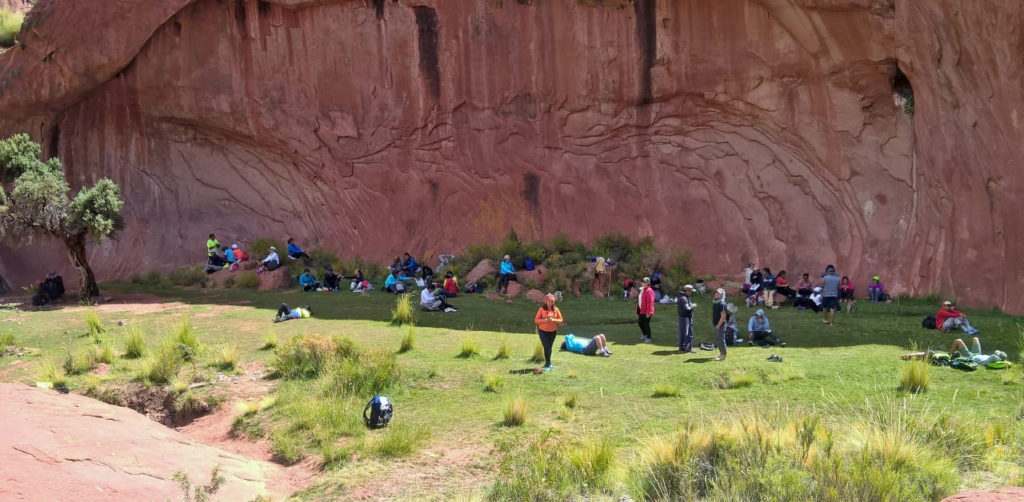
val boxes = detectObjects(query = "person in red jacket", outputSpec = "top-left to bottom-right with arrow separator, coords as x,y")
936,300 -> 979,335
637,277 -> 656,343
441,272 -> 459,297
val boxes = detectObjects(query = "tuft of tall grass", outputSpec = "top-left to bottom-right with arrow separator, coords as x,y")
123,324 -> 147,359
398,324 -> 416,353
491,433 -> 615,500
270,430 -> 305,465
63,348 -> 99,375
217,342 -> 240,371
494,337 -> 510,359
483,373 -> 503,393
653,384 -> 680,397
138,341 -> 183,384
390,293 -> 415,326
502,396 -> 528,427
273,334 -> 355,379
529,341 -> 545,363
0,8 -> 25,47
458,338 -> 480,358
261,331 -> 279,350
725,370 -> 757,389
84,310 -> 105,342
167,265 -> 210,288
321,349 -> 402,397
169,376 -> 189,395
564,392 -> 578,409
898,359 -> 931,393
37,358 -> 67,388
173,319 -> 200,361
99,341 -> 115,364
0,333 -> 16,346
367,424 -> 431,459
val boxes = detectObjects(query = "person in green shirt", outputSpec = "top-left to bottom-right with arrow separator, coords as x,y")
206,233 -> 220,256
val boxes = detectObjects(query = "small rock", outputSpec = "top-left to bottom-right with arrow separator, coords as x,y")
118,319 -> 127,326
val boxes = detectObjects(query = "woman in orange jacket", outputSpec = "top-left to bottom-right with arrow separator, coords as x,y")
534,293 -> 564,371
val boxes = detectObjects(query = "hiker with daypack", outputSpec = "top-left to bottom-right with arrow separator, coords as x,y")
560,333 -> 611,357
712,288 -> 728,361
950,337 -> 1009,368
534,293 -> 564,372
677,284 -> 697,353
936,300 -> 979,335
637,277 -> 655,343
747,308 -> 786,347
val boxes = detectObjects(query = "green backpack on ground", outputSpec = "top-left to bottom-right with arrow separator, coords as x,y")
928,351 -> 951,366
950,358 -> 978,371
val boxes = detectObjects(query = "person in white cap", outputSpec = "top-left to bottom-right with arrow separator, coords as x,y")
677,284 -> 697,352
258,246 -> 280,273
497,254 -> 515,294
637,277 -> 655,342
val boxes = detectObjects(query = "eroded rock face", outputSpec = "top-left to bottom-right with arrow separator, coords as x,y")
0,0 -> 1021,312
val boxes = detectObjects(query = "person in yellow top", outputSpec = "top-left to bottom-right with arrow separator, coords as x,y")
534,293 -> 564,372
206,233 -> 220,256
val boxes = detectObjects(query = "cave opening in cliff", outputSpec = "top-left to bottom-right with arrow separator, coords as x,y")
891,63 -> 915,115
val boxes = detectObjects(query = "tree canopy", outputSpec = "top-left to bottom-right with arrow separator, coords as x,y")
0,133 -> 125,299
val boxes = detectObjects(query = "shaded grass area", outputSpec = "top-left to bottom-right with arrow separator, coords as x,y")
1,284 -> 1023,499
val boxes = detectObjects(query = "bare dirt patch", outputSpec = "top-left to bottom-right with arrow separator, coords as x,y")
341,442 -> 493,500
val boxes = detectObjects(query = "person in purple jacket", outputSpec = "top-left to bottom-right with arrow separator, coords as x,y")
867,275 -> 885,302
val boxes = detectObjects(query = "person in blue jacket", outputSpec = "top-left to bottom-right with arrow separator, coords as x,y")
747,308 -> 785,347
560,333 -> 611,357
299,268 -> 321,291
287,238 -> 311,262
401,252 -> 419,276
497,255 -> 515,294
384,271 -> 412,293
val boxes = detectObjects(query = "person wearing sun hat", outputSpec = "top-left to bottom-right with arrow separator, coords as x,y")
936,300 -> 979,335
637,277 -> 656,343
534,293 -> 564,371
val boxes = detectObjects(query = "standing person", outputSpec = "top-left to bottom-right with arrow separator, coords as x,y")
497,255 -> 515,294
821,265 -> 841,326
839,276 -> 855,312
712,288 -> 728,361
761,267 -> 776,308
286,238 -> 312,262
748,267 -> 763,306
534,293 -> 564,371
206,233 -> 220,257
677,285 -> 697,353
637,277 -> 655,343
743,263 -> 755,285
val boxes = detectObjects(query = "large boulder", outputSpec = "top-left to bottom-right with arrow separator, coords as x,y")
466,260 -> 496,284
505,281 -> 524,298
524,289 -> 546,304
257,268 -> 292,291
516,265 -> 547,286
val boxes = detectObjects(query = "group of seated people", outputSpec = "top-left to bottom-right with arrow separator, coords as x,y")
31,271 -> 65,306
740,264 -> 888,313
205,233 -> 316,275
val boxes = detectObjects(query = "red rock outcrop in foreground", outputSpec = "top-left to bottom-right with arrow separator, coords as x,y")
0,383 -> 289,501
0,0 -> 1022,311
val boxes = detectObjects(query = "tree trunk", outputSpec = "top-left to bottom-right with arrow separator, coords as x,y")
64,232 -> 100,300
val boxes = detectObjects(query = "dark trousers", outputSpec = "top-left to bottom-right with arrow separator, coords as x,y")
276,303 -> 291,317
538,329 -> 557,367
638,314 -> 652,340
751,330 -> 781,346
678,316 -> 693,351
776,286 -> 796,301
497,273 -> 512,292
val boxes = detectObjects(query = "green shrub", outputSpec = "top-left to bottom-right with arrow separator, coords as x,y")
273,334 -> 356,379
0,8 -> 23,47
64,348 -> 100,375
398,324 -> 416,353
261,331 -> 278,350
483,373 -> 503,393
367,424 -> 431,459
322,349 -> 402,397
139,341 -> 183,384
235,271 -> 260,289
391,293 -> 415,326
37,358 -> 67,387
123,324 -> 147,359
550,232 -> 586,256
494,337 -> 510,360
457,338 -> 480,358
217,342 -> 239,371
99,341 -> 115,364
898,359 -> 931,393
173,319 -> 200,361
529,342 -> 545,363
250,238 -> 283,263
0,333 -> 16,346
270,429 -> 305,465
308,247 -> 341,270
169,376 -> 190,395
492,432 -> 614,500
502,396 -> 528,427
222,275 -> 237,288
653,384 -> 680,397
167,265 -> 210,288
174,390 -> 207,415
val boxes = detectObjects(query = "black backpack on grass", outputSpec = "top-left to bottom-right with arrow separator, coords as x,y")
921,316 -> 936,330
363,395 -> 393,429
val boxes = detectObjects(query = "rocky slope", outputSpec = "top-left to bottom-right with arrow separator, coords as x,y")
0,0 -> 1021,311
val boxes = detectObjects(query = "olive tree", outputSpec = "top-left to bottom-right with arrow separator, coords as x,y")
0,133 -> 124,299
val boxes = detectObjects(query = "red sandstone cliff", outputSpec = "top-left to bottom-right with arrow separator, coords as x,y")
0,0 -> 1021,311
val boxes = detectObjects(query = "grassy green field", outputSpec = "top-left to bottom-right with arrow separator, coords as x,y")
2,283 -> 1023,500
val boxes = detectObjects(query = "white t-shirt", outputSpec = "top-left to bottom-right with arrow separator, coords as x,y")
264,251 -> 279,264
420,288 -> 436,306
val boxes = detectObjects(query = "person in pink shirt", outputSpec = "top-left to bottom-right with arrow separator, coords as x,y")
637,277 -> 656,343
839,276 -> 855,312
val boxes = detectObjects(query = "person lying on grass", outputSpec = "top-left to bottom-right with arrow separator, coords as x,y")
274,303 -> 312,322
950,337 -> 1010,368
560,333 -> 611,357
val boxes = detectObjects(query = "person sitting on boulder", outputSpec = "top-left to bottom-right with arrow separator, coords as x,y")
441,272 -> 459,297
32,271 -> 65,306
299,268 -> 320,292
258,246 -> 281,273
384,270 -> 412,294
560,333 -> 611,357
747,308 -> 785,347
229,244 -> 249,271
497,255 -> 515,294
936,300 -> 979,335
401,252 -> 419,277
286,238 -> 311,262
420,283 -> 456,312
223,246 -> 237,266
274,303 -> 311,322
207,249 -> 228,272
950,337 -> 1009,368
323,265 -> 342,291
